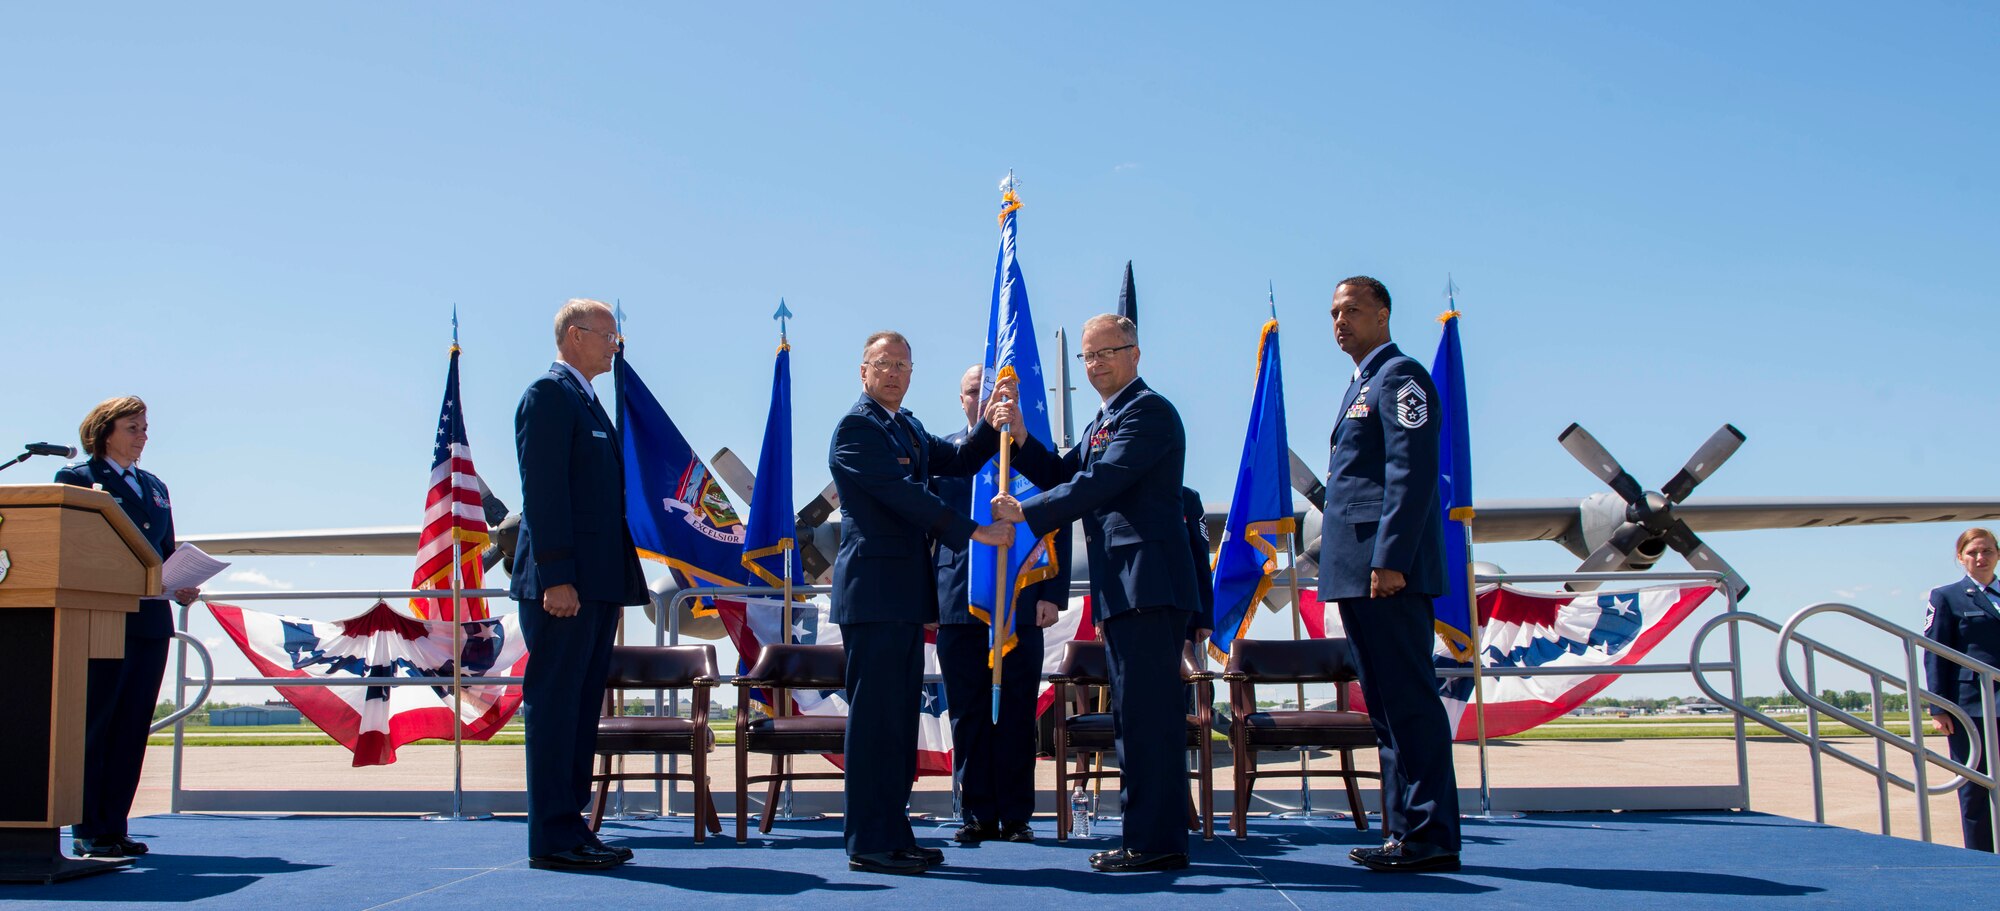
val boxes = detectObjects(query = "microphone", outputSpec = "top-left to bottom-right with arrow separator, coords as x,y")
26,442 -> 77,458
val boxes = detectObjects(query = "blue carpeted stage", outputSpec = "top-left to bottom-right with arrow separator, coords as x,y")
6,812 -> 1997,909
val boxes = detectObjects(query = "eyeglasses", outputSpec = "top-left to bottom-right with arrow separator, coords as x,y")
1077,344 -> 1136,364
864,359 -> 914,374
570,325 -> 621,345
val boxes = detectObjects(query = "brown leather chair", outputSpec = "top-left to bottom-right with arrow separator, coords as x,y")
1049,639 -> 1215,841
589,644 -> 724,842
1222,637 -> 1378,838
734,643 -> 847,843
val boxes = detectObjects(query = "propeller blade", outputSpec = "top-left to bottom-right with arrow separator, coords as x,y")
475,479 -> 512,528
1287,447 -> 1327,512
1557,423 -> 1645,503
1566,522 -> 1650,592
796,482 -> 840,530
480,543 -> 506,573
1660,424 -> 1747,503
1662,519 -> 1750,600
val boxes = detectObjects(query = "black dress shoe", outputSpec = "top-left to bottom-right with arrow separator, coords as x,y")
73,837 -> 146,858
997,821 -> 1035,843
529,847 -> 625,871
1349,839 -> 1399,864
901,845 -> 944,865
1089,848 -> 1189,872
586,837 -> 634,861
1356,841 -> 1460,873
953,821 -> 995,844
849,851 -> 929,875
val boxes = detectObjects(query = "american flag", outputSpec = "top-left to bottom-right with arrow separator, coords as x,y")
411,342 -> 490,621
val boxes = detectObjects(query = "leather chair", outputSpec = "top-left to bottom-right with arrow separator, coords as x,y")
734,643 -> 847,843
589,644 -> 724,842
1222,637 -> 1378,838
1049,639 -> 1215,841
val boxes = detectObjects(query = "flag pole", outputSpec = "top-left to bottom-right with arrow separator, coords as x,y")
991,424 -> 1011,724
426,318 -> 488,822
1462,516 -> 1504,819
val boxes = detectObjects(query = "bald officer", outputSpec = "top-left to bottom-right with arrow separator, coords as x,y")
1321,276 -> 1461,873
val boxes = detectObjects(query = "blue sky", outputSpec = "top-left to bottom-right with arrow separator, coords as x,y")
4,3 -> 1997,703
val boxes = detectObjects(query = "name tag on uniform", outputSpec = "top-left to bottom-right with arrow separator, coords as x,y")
897,457 -> 911,464
592,430 -> 608,439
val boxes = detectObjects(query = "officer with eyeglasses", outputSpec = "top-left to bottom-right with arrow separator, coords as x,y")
989,313 -> 1201,873
828,330 -> 1015,875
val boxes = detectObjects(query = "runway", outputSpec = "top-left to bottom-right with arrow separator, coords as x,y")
6,811 -> 1997,910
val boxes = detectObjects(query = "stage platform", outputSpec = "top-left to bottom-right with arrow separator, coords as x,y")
6,811 -> 1997,910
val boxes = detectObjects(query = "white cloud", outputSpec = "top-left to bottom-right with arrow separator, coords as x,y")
1113,162 -> 1141,172
224,568 -> 293,590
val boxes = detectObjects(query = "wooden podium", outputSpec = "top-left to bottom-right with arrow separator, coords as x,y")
0,484 -> 162,883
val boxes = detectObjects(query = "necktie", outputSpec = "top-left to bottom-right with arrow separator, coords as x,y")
893,415 -> 921,476
123,470 -> 140,493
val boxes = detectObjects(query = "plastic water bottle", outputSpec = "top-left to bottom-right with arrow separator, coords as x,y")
1069,784 -> 1092,837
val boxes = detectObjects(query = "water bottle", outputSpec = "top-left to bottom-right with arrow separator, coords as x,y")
1069,783 -> 1092,837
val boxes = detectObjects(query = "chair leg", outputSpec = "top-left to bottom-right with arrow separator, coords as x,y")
1232,745 -> 1253,839
1200,736 -> 1214,842
1340,747 -> 1368,832
589,752 -> 612,833
1054,727 -> 1069,841
759,755 -> 785,835
735,743 -> 750,844
705,783 -> 723,835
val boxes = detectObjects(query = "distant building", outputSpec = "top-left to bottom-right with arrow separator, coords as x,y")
209,703 -> 303,726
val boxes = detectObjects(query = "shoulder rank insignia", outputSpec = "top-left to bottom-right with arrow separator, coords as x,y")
1395,380 -> 1428,429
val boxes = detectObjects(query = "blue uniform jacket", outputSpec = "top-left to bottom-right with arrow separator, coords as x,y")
1923,578 -> 2000,713
1008,379 -> 1201,621
1318,343 -> 1446,602
54,458 -> 176,639
509,364 -> 647,606
929,426 -> 1072,626
829,395 -> 1000,625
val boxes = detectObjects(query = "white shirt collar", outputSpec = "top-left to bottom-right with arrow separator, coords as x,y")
1351,342 -> 1393,381
555,360 -> 594,401
1098,377 -> 1140,414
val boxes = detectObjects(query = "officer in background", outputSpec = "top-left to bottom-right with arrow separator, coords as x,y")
990,313 -> 1200,873
829,332 -> 1012,875
1923,527 -> 2000,852
510,298 -> 649,872
1320,276 -> 1461,873
932,365 -> 1071,845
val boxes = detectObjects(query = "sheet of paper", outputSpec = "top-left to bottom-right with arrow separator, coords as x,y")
161,542 -> 230,593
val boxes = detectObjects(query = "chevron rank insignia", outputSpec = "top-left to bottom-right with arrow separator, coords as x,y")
1395,380 -> 1428,428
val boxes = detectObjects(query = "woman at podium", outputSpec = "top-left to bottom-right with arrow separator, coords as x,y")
52,396 -> 200,859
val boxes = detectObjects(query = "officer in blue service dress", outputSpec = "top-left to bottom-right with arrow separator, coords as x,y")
1923,527 -> 2000,852
510,299 -> 648,872
1320,276 -> 1462,873
989,313 -> 1202,873
54,397 -> 201,859
828,332 -> 1013,875
931,365 -> 1071,845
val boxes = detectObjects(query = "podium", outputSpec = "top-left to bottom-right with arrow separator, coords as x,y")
0,484 -> 162,883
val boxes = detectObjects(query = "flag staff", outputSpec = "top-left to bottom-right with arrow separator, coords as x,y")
426,306 -> 489,822
775,299 -> 796,645
1441,277 -> 1507,820
991,366 -> 1015,724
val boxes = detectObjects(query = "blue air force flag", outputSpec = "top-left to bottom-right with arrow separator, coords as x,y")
742,342 -> 805,589
969,185 -> 1058,660
1430,308 -> 1476,659
1209,319 -> 1295,658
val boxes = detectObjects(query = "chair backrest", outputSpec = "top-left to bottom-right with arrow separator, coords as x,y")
604,645 -> 718,689
1225,637 -> 1360,684
741,643 -> 845,689
1057,638 -> 1209,685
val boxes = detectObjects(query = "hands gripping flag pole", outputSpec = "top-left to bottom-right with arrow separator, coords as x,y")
972,171 -> 1059,723
742,302 -> 804,645
1208,306 -> 1294,660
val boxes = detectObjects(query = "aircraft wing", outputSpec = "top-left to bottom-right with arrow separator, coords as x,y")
1670,497 -> 2000,533
181,527 -> 421,556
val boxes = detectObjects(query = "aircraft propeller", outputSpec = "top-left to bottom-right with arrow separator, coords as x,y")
1558,423 -> 1751,600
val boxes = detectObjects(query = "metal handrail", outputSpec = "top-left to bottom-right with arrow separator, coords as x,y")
150,631 -> 213,734
1775,602 -> 2000,848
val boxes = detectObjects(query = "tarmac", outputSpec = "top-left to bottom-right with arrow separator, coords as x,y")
132,734 -> 1980,851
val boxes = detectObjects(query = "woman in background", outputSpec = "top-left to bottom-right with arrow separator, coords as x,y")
53,396 -> 199,858
1923,527 -> 2000,853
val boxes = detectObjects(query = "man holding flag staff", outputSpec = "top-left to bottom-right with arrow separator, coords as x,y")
989,313 -> 1201,873
828,331 -> 1014,875
1321,276 -> 1462,873
933,365 -> 1070,845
